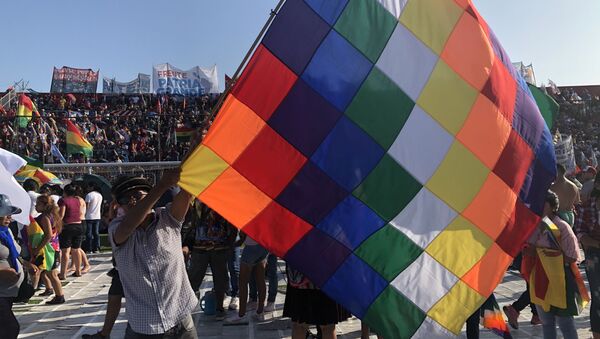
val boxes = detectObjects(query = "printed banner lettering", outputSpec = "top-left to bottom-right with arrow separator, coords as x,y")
152,63 -> 218,96
50,66 -> 99,93
103,74 -> 151,94
554,134 -> 576,173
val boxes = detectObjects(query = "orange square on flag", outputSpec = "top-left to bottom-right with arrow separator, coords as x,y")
453,0 -> 469,9
441,12 -> 494,91
463,172 -> 517,240
199,167 -> 272,228
203,95 -> 266,164
462,243 -> 513,296
457,94 -> 511,169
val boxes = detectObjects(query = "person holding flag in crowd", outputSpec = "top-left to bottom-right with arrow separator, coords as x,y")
523,190 -> 588,339
108,170 -> 197,338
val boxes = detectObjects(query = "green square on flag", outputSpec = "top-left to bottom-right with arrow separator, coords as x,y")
353,155 -> 422,221
355,224 -> 423,281
346,68 -> 415,149
334,0 -> 398,63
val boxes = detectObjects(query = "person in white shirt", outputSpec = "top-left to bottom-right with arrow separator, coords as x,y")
85,183 -> 103,253
23,179 -> 40,218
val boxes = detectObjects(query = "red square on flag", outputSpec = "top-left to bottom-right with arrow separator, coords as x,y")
243,201 -> 313,257
481,58 -> 517,123
493,130 -> 534,193
234,126 -> 307,198
232,45 -> 297,120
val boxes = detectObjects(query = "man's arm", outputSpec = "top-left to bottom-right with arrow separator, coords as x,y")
113,170 -> 180,245
574,184 -> 581,207
85,194 -> 91,212
169,189 -> 194,223
58,204 -> 66,221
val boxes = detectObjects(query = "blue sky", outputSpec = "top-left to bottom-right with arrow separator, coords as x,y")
1,0 -> 598,92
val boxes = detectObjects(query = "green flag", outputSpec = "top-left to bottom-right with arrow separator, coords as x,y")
21,155 -> 43,168
528,84 -> 559,129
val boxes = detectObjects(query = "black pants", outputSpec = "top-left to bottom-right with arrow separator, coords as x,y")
512,284 -> 538,315
187,249 -> 228,311
466,307 -> 480,339
0,297 -> 19,339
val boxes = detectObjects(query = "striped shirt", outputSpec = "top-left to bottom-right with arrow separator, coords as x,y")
575,198 -> 600,241
109,205 -> 198,335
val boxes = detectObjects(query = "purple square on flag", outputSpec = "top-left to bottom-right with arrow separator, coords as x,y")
321,254 -> 388,318
488,30 -> 517,79
302,30 -> 373,112
520,160 -> 556,216
268,79 -> 343,157
277,161 -> 348,225
316,196 -> 386,250
284,228 -> 351,287
512,86 -> 545,150
535,128 -> 558,175
262,0 -> 331,75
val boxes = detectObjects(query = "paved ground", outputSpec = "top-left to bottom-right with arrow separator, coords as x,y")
14,252 -> 595,338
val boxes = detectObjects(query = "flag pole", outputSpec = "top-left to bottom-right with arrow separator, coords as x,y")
203,0 -> 286,127
180,0 -> 286,167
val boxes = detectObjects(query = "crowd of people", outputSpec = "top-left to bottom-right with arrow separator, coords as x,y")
3,86 -> 600,338
1,177 -> 105,338
0,92 -> 219,163
551,87 -> 600,171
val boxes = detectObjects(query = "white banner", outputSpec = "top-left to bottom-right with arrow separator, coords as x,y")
103,73 -> 151,94
554,134 -> 576,174
152,63 -> 219,96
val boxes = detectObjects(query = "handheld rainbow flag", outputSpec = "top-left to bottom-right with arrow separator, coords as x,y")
66,119 -> 93,157
180,0 -> 557,337
15,165 -> 63,186
27,216 -> 55,271
175,127 -> 195,142
480,295 -> 512,338
17,94 -> 39,128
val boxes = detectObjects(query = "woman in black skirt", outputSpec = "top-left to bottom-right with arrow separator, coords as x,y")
283,265 -> 350,339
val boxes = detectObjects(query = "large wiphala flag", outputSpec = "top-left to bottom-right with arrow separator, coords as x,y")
180,0 -> 557,337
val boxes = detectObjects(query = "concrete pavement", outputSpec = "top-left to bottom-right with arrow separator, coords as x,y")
15,252 -> 595,338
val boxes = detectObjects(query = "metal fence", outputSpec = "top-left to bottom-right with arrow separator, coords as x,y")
44,161 -> 180,186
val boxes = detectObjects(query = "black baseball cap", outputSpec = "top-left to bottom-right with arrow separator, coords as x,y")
111,176 -> 152,201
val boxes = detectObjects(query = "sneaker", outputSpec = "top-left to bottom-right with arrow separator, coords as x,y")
264,302 -> 275,313
502,305 -> 519,329
82,332 -> 110,339
530,314 -> 542,325
46,295 -> 66,305
224,314 -> 249,325
246,301 -> 257,311
215,309 -> 227,321
228,297 -> 238,310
